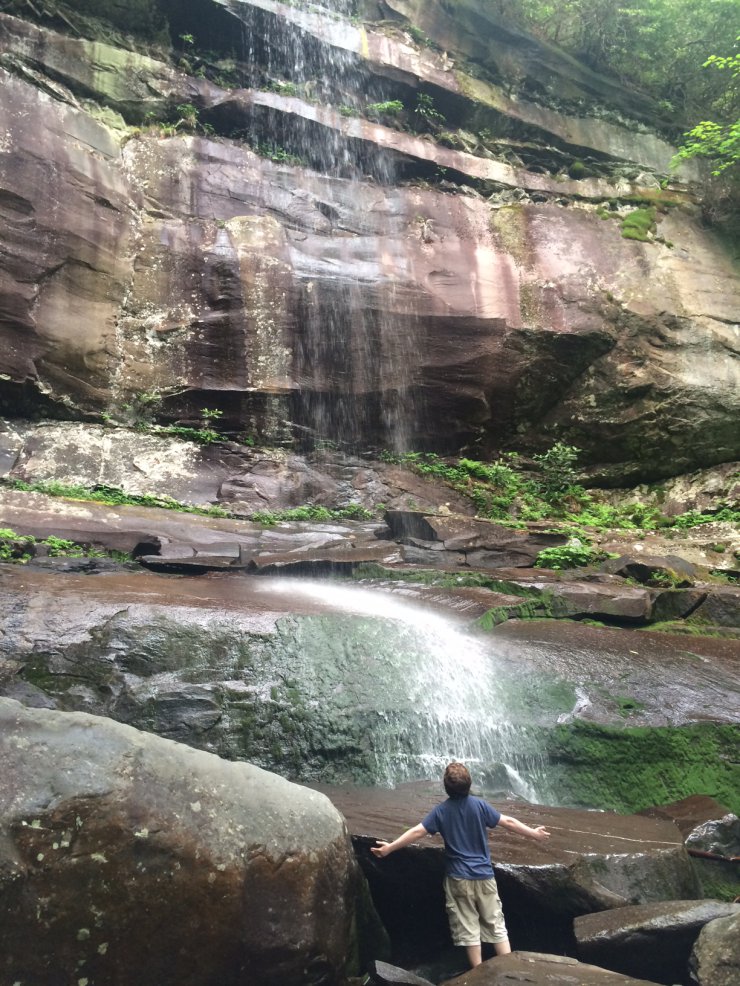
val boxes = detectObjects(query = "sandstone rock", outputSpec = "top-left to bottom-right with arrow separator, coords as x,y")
322,782 -> 698,957
385,512 -> 566,568
447,951 -> 660,985
638,796 -> 733,839
690,588 -> 740,629
0,7 -> 738,476
600,555 -> 698,587
0,697 -> 366,986
575,900 -> 740,985
689,911 -> 740,986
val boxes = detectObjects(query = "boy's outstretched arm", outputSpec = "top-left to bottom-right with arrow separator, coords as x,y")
371,822 -> 428,858
498,814 -> 550,842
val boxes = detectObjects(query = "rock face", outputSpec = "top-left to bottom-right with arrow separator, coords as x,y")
1,561 -> 738,807
0,2 -> 738,480
690,911 -> 740,986
0,697 -> 365,986
574,900 -> 740,985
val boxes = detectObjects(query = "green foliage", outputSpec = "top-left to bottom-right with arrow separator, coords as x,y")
620,207 -> 657,241
675,118 -> 740,176
535,542 -> 605,570
671,507 -> 740,528
158,426 -> 221,444
2,479 -> 232,519
414,93 -> 445,128
0,528 -> 119,562
0,528 -> 34,562
532,442 -> 582,500
249,504 -> 373,526
255,141 -> 305,166
365,100 -> 404,121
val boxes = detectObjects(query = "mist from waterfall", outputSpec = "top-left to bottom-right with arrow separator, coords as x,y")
258,579 -> 545,799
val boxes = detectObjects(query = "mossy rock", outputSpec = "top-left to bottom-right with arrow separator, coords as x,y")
543,720 -> 740,814
620,206 -> 657,242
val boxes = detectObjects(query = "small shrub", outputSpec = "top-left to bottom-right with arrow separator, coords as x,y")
535,543 -> 603,570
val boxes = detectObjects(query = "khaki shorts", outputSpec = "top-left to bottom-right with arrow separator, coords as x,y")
443,876 -> 508,947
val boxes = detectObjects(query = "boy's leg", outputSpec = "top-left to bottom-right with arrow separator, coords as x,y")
466,945 -> 482,967
444,878 -> 482,968
475,877 -> 510,956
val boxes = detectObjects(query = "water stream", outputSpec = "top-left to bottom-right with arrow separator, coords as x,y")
256,578 -> 545,799
230,0 -> 423,449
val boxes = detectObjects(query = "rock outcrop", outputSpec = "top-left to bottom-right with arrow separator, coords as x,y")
689,911 -> 740,986
320,781 -> 699,957
574,900 -> 740,985
0,1 -> 738,479
0,697 -> 368,986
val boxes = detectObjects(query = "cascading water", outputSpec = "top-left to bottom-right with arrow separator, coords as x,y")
257,579 -> 545,799
224,0 -> 424,449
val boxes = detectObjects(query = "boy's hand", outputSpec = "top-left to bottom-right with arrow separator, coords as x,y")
531,826 -> 550,841
371,840 -> 391,858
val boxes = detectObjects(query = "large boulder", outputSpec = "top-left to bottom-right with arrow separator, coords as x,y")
0,698 -> 369,986
322,781 -> 699,958
447,951 -> 660,985
690,911 -> 740,986
574,900 -> 740,985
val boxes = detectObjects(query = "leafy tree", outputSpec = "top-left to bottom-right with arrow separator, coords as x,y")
674,41 -> 739,176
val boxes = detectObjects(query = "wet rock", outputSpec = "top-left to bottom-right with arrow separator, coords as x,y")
600,555 -> 698,587
690,588 -> 740,629
638,796 -> 733,839
1,565 -> 738,804
689,911 -> 740,986
0,698 -> 367,986
1,8 -> 738,476
574,900 -> 740,985
321,782 -> 698,958
445,950 -> 659,984
685,814 -> 740,860
372,960 -> 434,986
385,512 -> 566,568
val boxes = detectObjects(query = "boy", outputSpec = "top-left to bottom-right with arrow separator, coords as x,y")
371,762 -> 550,968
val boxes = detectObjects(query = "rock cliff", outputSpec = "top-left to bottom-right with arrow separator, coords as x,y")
0,0 -> 737,481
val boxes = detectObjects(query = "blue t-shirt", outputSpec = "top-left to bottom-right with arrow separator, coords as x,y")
422,795 -> 501,879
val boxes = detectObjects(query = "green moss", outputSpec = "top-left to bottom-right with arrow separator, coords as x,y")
544,721 -> 740,814
620,206 -> 657,242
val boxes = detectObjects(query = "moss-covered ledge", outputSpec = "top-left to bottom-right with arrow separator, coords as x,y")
542,720 -> 740,815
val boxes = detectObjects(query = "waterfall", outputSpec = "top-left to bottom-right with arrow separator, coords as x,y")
224,0 -> 423,449
257,579 -> 545,799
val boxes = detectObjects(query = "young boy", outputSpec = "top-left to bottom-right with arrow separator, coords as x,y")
371,762 -> 550,968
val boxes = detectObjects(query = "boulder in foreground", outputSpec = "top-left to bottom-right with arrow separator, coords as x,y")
0,698 -> 365,986
447,951 -> 660,984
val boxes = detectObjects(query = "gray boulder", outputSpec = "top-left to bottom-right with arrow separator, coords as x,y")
690,911 -> 740,986
575,900 -> 740,985
0,698 -> 367,986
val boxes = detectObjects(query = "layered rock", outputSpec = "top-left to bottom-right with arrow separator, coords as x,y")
0,697 -> 367,986
0,2 -> 738,479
